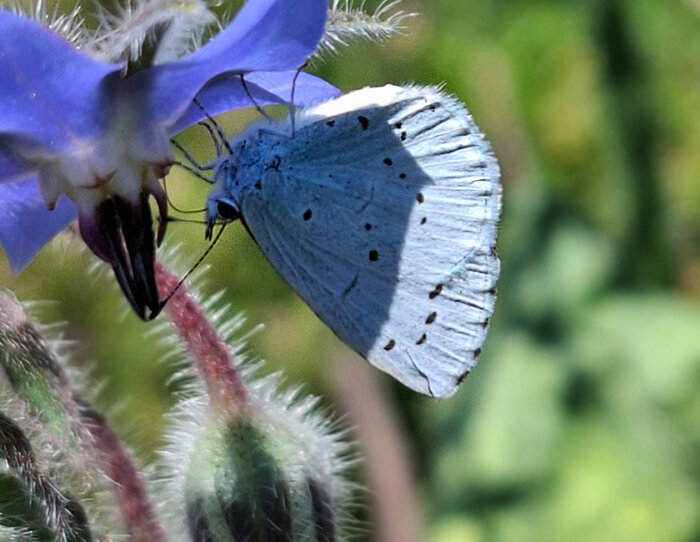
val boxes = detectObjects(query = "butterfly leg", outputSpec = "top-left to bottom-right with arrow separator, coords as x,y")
171,138 -> 215,172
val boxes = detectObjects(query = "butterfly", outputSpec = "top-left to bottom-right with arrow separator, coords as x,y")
203,85 -> 501,397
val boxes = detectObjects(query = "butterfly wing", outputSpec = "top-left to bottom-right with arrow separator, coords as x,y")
234,85 -> 501,397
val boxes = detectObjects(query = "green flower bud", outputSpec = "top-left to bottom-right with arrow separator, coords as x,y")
0,290 -> 77,446
184,409 -> 347,542
168,385 -> 352,542
0,412 -> 93,541
186,419 -> 293,541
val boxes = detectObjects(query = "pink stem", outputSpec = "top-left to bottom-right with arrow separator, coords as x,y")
81,407 -> 169,542
155,260 -> 248,415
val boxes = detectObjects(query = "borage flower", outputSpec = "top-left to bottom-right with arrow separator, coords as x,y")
0,0 -> 338,319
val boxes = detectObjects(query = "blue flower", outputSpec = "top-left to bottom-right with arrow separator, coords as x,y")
0,0 -> 338,318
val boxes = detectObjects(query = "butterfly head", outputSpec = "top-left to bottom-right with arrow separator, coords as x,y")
205,195 -> 240,240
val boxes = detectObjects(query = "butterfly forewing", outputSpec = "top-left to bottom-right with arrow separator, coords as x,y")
222,85 -> 501,397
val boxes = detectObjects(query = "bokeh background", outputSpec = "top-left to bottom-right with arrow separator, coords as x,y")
1,0 -> 700,540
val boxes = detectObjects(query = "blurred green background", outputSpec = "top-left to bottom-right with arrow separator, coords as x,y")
1,0 -> 700,540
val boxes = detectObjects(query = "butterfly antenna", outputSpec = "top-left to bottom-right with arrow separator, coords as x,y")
155,223 -> 228,315
162,177 -> 207,214
192,98 -> 234,154
289,61 -> 307,138
240,75 -> 273,122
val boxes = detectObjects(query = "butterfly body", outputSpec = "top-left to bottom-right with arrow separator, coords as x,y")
206,85 -> 501,397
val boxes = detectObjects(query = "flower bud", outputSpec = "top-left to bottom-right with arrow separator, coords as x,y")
0,290 -> 81,451
182,406 -> 348,542
0,290 -> 167,541
0,412 -> 93,541
168,386 -> 351,542
185,419 -> 292,541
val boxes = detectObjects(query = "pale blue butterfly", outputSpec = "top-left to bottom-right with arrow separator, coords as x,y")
201,85 -> 501,397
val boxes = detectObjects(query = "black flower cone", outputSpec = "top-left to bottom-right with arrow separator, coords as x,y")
78,191 -> 166,320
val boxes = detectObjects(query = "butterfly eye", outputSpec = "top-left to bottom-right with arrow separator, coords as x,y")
217,200 -> 239,221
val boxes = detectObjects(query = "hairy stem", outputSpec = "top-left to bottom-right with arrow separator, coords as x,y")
155,260 -> 248,416
80,405 -> 169,542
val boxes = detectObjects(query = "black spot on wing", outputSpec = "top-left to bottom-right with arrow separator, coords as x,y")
416,193 -> 424,204
369,250 -> 379,262
358,116 -> 369,130
426,312 -> 437,324
384,158 -> 393,166
399,173 -> 407,179
384,339 -> 396,351
416,333 -> 427,345
457,371 -> 470,385
365,223 -> 372,231
327,120 -> 335,127
429,284 -> 443,299
303,209 -> 312,221
420,217 -> 427,225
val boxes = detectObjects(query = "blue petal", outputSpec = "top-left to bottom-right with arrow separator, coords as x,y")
0,177 -> 76,273
0,12 -> 121,155
171,71 -> 341,135
246,71 -> 341,104
126,0 -> 328,129
0,139 -> 34,183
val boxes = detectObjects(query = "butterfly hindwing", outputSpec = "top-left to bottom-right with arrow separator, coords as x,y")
222,85 -> 501,397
